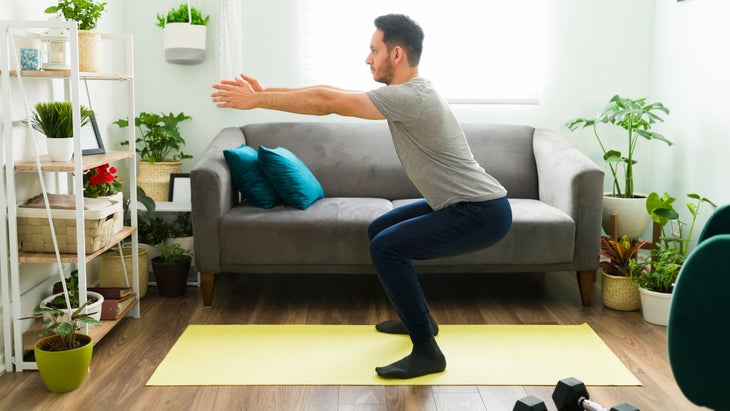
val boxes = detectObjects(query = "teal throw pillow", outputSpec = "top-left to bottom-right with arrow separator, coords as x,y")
257,146 -> 324,210
223,144 -> 281,209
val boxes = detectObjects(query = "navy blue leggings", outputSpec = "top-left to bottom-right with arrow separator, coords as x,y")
368,197 -> 512,344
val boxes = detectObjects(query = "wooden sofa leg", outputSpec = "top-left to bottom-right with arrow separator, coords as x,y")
576,270 -> 595,307
201,272 -> 215,306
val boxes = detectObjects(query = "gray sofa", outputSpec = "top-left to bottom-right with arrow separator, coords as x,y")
191,122 -> 604,306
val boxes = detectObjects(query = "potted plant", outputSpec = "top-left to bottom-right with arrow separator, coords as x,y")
45,0 -> 108,72
83,162 -> 123,232
113,111 -> 192,201
29,101 -> 92,161
566,95 -> 673,238
632,192 -> 717,325
151,241 -> 193,297
599,235 -> 647,311
41,270 -> 104,322
30,299 -> 101,392
156,2 -> 210,64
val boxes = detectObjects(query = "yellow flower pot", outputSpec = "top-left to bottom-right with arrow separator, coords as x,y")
34,334 -> 93,392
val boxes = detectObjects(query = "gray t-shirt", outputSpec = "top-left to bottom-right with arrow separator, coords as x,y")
367,77 -> 507,210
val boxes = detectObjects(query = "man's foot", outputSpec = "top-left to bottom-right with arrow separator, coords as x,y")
375,314 -> 439,336
376,338 -> 446,379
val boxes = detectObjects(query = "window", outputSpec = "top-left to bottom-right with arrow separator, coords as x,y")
301,0 -> 547,104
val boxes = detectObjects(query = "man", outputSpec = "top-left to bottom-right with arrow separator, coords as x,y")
211,14 -> 512,379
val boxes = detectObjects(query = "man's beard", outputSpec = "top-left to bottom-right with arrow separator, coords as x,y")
373,59 -> 394,85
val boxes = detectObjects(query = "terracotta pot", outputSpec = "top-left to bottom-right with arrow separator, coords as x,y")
34,334 -> 93,392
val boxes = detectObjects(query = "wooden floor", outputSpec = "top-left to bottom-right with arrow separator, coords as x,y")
0,271 -> 708,410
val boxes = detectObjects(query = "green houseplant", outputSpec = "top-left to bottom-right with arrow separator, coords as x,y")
632,192 -> 717,325
566,95 -> 674,238
27,274 -> 102,392
45,0 -> 108,72
156,3 -> 210,64
599,235 -> 647,311
29,101 -> 92,162
114,112 -> 192,201
45,0 -> 107,31
41,270 -> 104,322
156,3 -> 210,28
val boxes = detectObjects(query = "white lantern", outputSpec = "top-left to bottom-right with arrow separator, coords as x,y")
41,27 -> 70,70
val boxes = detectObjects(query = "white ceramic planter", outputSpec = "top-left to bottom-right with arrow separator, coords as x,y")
639,287 -> 672,326
46,137 -> 74,162
602,194 -> 651,238
40,291 -> 104,322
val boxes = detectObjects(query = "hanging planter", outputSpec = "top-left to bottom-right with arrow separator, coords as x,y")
157,2 -> 210,65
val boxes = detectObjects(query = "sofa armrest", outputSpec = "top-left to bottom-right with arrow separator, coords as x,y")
532,128 -> 604,270
191,127 -> 245,273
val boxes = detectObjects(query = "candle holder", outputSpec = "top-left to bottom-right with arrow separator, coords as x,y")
41,26 -> 71,70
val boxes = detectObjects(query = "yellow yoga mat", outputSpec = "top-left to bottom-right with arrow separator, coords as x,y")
146,324 -> 641,386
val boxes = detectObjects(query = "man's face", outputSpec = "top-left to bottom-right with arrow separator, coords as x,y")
366,29 -> 394,85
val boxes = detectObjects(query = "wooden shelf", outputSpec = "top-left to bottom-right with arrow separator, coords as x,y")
0,69 -> 132,81
18,226 -> 136,263
21,298 -> 139,351
13,151 -> 134,172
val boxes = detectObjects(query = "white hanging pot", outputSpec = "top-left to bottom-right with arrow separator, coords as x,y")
46,137 -> 74,162
163,23 -> 206,65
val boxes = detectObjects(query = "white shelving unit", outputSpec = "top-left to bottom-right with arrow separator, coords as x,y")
0,20 -> 139,372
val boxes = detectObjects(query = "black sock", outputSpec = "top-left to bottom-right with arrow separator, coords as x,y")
375,314 -> 439,336
375,337 -> 446,379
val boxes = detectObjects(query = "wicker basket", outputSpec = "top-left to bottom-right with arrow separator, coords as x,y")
99,246 -> 149,298
138,161 -> 182,202
601,270 -> 641,311
17,194 -> 119,254
78,31 -> 101,72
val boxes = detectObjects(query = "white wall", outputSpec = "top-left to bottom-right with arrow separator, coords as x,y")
650,0 -> 730,232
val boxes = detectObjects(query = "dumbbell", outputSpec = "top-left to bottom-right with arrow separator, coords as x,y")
513,395 -> 547,411
552,377 -> 639,411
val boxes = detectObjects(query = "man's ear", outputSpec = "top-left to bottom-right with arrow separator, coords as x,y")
391,45 -> 406,64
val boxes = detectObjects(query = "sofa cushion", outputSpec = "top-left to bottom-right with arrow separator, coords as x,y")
220,198 -> 393,265
223,144 -> 281,209
258,146 -> 325,210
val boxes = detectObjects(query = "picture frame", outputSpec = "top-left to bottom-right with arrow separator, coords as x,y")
81,111 -> 106,155
168,173 -> 191,202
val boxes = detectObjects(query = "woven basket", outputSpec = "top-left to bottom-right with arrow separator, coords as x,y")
601,270 -> 641,311
99,246 -> 149,298
17,195 -> 118,254
138,161 -> 182,202
78,31 -> 101,72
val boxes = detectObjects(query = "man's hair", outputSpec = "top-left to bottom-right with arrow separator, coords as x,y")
374,14 -> 424,67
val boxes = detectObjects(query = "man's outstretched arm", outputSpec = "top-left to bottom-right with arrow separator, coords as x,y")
211,74 -> 384,120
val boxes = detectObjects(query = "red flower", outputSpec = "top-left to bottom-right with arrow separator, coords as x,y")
82,163 -> 122,198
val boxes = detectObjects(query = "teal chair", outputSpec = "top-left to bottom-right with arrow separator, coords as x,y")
668,203 -> 730,411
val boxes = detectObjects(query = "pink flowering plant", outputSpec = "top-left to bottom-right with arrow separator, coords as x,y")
83,163 -> 122,198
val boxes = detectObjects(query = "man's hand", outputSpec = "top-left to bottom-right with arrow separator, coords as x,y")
211,74 -> 260,109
